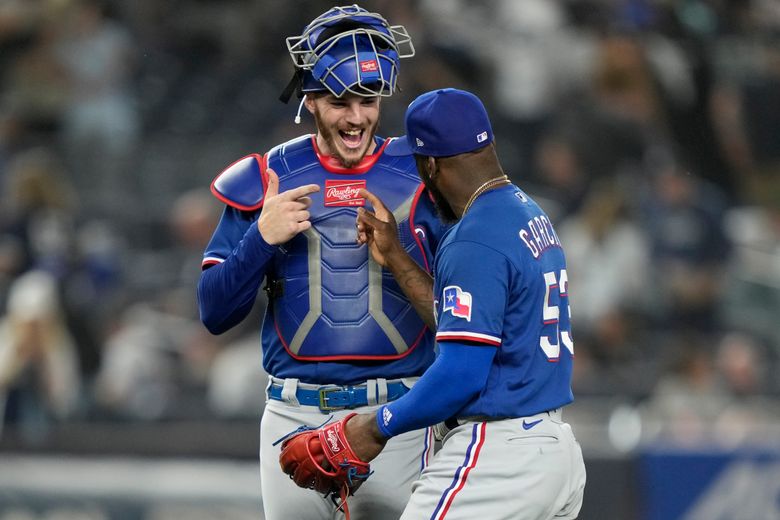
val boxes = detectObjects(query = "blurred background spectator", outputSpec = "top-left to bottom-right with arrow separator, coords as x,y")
54,0 -> 140,218
0,270 -> 81,441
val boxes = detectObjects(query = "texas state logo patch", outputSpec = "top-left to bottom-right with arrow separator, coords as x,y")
442,285 -> 472,321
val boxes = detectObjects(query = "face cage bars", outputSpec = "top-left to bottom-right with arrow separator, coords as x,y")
285,10 -> 414,98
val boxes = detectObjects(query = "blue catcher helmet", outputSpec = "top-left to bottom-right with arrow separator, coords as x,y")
281,4 -> 414,101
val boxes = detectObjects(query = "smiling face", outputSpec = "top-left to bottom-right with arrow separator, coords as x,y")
307,93 -> 381,168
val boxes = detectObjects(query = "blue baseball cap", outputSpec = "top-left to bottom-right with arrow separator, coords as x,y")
385,88 -> 494,157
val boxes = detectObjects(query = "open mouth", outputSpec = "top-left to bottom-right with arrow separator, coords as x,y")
339,128 -> 364,150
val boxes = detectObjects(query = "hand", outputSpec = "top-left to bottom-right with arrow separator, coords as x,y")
343,413 -> 389,463
257,168 -> 320,245
356,188 -> 404,267
357,188 -> 436,329
279,413 -> 377,496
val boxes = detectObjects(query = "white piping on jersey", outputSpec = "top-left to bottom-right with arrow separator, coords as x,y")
435,330 -> 502,345
202,256 -> 225,265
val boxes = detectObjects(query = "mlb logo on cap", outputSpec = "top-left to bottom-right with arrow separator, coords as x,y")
385,88 -> 494,158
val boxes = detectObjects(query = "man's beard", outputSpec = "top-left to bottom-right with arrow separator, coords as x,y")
428,184 -> 459,224
313,107 -> 378,169
417,158 -> 458,224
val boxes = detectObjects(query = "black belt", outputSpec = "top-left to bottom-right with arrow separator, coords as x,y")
268,381 -> 409,413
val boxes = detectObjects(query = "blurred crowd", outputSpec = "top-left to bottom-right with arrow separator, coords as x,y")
0,0 -> 778,449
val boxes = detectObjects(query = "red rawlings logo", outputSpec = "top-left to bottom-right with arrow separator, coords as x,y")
324,179 -> 366,207
360,60 -> 378,73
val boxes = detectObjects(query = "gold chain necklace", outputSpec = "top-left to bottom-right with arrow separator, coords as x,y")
463,175 -> 511,215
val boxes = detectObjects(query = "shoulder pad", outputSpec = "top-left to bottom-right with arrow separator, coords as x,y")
210,154 -> 267,211
270,134 -> 313,157
383,136 -> 413,157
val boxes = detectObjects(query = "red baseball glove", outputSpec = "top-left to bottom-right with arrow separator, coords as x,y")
278,413 -> 372,506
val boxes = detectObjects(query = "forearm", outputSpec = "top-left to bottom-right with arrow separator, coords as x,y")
376,342 -> 495,437
198,225 -> 277,334
385,250 -> 436,330
344,342 -> 495,463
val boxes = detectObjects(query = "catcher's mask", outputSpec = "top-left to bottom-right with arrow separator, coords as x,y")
280,4 -> 414,103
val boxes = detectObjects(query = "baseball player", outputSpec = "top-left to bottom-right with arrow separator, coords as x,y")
333,88 -> 586,519
197,6 -> 447,520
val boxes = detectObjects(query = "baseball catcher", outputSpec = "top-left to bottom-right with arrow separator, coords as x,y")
197,4 -> 446,520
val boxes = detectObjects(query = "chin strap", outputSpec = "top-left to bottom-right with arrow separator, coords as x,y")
295,95 -> 307,124
279,69 -> 303,104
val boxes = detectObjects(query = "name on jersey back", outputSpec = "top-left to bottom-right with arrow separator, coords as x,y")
519,215 -> 562,259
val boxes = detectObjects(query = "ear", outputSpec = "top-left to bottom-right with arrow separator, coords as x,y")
304,94 -> 317,115
426,157 -> 438,180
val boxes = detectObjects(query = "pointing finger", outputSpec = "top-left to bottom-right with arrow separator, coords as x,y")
359,189 -> 390,218
356,207 -> 384,229
283,183 -> 321,201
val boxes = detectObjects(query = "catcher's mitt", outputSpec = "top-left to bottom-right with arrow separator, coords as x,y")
277,413 -> 372,514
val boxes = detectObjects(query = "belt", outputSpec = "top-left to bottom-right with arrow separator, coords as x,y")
445,408 -> 563,428
268,381 -> 409,412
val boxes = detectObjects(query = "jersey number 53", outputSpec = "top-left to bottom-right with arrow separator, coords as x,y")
540,269 -> 574,361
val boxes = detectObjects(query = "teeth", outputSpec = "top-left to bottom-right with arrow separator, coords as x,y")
344,130 -> 361,136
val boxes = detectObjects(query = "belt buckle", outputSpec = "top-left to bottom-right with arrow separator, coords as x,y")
318,387 -> 347,412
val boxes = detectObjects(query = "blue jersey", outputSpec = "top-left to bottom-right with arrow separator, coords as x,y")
432,184 -> 574,418
199,135 -> 447,384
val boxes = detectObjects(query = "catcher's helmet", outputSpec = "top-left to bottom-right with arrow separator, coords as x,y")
281,4 -> 414,101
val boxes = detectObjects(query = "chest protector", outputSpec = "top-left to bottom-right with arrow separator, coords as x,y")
217,135 -> 432,361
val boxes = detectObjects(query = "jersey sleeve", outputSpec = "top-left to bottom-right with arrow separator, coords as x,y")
202,206 -> 256,268
434,241 -> 510,347
198,206 -> 278,334
376,341 -> 495,437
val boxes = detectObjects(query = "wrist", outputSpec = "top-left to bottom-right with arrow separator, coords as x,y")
344,412 -> 388,463
375,405 -> 395,438
348,412 -> 389,442
384,247 -> 413,273
250,223 -> 279,253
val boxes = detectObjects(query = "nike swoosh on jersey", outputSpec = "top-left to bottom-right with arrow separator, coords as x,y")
522,419 -> 543,430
